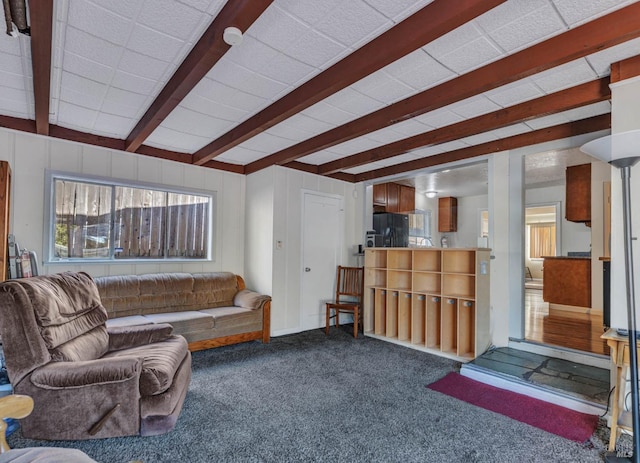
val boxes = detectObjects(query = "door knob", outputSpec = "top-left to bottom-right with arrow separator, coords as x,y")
305,267 -> 311,272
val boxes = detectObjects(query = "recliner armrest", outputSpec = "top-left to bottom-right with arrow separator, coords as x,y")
107,323 -> 173,352
30,357 -> 141,389
233,289 -> 271,311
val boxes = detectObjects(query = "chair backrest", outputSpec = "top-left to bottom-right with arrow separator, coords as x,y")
334,266 -> 364,304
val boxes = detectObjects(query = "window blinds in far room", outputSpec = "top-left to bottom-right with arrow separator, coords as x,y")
529,223 -> 556,259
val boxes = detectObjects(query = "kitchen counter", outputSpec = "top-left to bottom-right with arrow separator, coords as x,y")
542,256 -> 591,308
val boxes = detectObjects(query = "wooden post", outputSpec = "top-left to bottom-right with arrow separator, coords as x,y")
0,162 -> 11,281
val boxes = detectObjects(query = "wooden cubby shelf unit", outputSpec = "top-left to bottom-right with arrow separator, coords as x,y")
363,247 -> 490,362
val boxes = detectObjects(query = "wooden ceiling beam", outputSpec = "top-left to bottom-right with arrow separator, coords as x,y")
192,0 -> 506,166
29,0 -> 53,136
316,78 -> 610,175
246,3 -> 640,174
611,54 -> 640,83
124,0 -> 274,153
355,114 -> 611,182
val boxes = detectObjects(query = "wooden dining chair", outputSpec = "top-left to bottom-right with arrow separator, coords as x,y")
325,266 -> 364,338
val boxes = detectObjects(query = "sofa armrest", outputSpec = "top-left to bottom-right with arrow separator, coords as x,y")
30,357 -> 141,389
233,289 -> 271,311
107,323 -> 173,352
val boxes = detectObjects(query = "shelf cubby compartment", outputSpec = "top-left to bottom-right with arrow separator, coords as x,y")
426,296 -> 441,349
411,294 -> 426,345
374,289 -> 387,335
413,250 -> 441,272
387,249 -> 412,270
441,297 -> 458,355
398,292 -> 412,341
387,270 -> 412,291
364,288 -> 376,333
458,300 -> 476,359
365,249 -> 387,269
442,250 -> 476,274
413,272 -> 441,294
365,268 -> 387,288
442,274 -> 475,299
386,291 -> 399,338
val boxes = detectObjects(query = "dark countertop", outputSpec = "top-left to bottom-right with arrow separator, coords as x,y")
542,256 -> 590,260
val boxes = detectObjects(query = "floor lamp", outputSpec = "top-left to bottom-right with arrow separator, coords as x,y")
582,130 -> 640,463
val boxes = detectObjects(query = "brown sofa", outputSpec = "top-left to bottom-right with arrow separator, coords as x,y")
94,272 -> 271,351
0,272 -> 191,440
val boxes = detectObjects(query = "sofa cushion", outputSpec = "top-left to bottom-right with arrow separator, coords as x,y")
199,306 -> 262,335
105,335 -> 188,396
106,315 -> 152,328
192,272 -> 237,308
142,311 -> 214,334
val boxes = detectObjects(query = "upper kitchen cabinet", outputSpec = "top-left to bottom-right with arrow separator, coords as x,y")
565,164 -> 591,225
438,197 -> 457,233
373,183 -> 415,213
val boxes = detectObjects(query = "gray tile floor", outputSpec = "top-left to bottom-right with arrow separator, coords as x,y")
468,347 -> 611,406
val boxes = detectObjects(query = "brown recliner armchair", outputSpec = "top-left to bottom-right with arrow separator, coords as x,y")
0,272 -> 192,440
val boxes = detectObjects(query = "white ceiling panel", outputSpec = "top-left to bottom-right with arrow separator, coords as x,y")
192,77 -> 268,113
364,0 -> 434,22
586,37 -> 640,77
111,70 -> 158,95
300,101 -> 357,126
313,0 -> 390,48
247,5 -> 311,54
144,125 -> 213,153
484,80 -> 545,107
352,72 -> 415,105
553,0 -> 636,26
531,59 -> 599,93
117,49 -> 172,81
0,69 -> 26,91
160,107 -> 234,138
217,145 -> 268,165
297,150 -> 343,165
137,0 -> 206,41
323,136 -> 383,156
57,101 -> 98,129
63,26 -> 122,69
414,109 -> 464,129
91,0 -> 144,19
385,50 -> 455,91
390,119 -> 435,136
93,112 -> 136,137
127,25 -> 185,62
373,152 -> 421,167
480,2 -> 565,53
430,36 -> 504,75
285,28 -> 349,69
66,0 -> 132,47
209,56 -> 289,100
59,85 -> 105,111
446,95 -> 503,119
321,87 -> 386,116
62,51 -> 113,85
238,131 -> 297,154
485,122 -> 532,139
0,96 -> 31,118
181,95 -> 248,122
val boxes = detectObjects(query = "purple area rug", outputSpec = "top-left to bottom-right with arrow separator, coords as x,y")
427,372 -> 599,442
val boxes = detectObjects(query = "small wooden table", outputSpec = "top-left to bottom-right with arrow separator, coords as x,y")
602,328 -> 640,451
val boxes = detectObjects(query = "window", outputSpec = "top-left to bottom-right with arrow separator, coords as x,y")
46,172 -> 213,262
529,223 -> 556,259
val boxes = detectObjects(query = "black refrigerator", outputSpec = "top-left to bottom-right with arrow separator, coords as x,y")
373,213 -> 409,247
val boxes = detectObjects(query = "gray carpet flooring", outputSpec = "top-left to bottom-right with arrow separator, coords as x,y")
7,328 -> 629,462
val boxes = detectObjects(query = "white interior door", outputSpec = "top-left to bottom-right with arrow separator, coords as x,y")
300,192 -> 343,331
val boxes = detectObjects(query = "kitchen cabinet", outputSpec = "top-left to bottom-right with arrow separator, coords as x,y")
565,163 -> 591,224
363,247 -> 491,361
373,183 -> 415,213
0,161 -> 10,281
542,257 -> 591,308
438,197 -> 457,232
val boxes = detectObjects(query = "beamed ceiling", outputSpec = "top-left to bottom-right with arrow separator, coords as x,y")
1,0 -> 640,183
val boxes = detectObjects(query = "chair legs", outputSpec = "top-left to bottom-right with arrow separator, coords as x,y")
325,304 -> 360,338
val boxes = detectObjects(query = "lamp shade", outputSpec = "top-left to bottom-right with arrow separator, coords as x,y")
580,129 -> 640,163
425,191 -> 437,198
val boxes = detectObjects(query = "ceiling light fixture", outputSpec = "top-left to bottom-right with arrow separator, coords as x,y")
223,26 -> 243,46
425,191 -> 437,198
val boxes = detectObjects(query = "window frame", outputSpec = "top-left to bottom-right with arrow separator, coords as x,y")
44,170 -> 215,264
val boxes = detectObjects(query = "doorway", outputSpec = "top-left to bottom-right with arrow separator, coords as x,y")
300,191 -> 343,331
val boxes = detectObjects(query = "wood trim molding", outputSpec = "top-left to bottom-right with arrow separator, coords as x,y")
354,114 -> 611,182
125,0 -> 274,153
610,54 -> 640,83
245,2 -> 640,174
192,0 -> 506,166
29,0 -> 53,136
315,78 -> 611,175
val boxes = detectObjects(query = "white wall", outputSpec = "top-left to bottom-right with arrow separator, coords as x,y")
610,77 -> 640,330
246,166 -> 364,336
0,128 -> 246,278
453,194 -> 488,248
